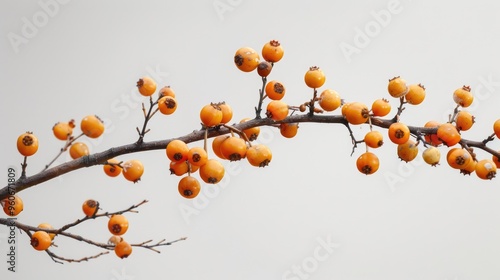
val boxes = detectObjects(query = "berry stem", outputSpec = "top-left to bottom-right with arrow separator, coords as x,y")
137,96 -> 160,144
307,89 -> 318,116
43,132 -> 85,172
20,156 -> 28,179
254,76 -> 267,119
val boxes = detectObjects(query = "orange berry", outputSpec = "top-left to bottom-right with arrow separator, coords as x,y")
356,152 -> 380,175
304,66 -> 326,88
261,40 -> 284,63
137,76 -> 157,96
158,86 -> 176,98
166,140 -> 189,162
103,158 -> 122,177
169,161 -> 190,176
387,76 -> 408,98
492,153 -> 500,168
158,96 -> 178,115
178,176 -> 201,199
388,122 -> 410,144
397,140 -> 419,162
240,118 -> 260,141
31,231 -> 52,251
475,159 -> 497,180
122,159 -> 144,182
364,130 -> 384,148
246,144 -> 272,167
199,159 -> 225,184
280,123 -> 299,138
257,61 -> 273,77
455,111 -> 475,131
404,84 -> 426,105
17,132 -> 39,157
343,102 -> 369,125
200,103 -> 223,127
265,80 -> 286,100
493,119 -> 500,139
234,47 -> 260,72
371,98 -> 391,117
218,102 -> 233,124
424,121 -> 442,146
80,115 -> 104,138
446,148 -> 472,169
82,199 -> 99,217
318,89 -> 341,112
108,214 -> 129,236
114,240 -> 133,259
453,85 -> 473,107
69,142 -> 89,159
37,223 -> 56,240
437,123 -> 461,147
2,195 -> 24,216
212,135 -> 230,160
266,100 -> 289,121
219,137 -> 247,161
460,159 -> 477,175
187,147 -> 208,167
52,120 -> 75,140
422,146 -> 441,166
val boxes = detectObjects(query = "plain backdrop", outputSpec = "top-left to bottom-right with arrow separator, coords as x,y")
1,1 -> 500,279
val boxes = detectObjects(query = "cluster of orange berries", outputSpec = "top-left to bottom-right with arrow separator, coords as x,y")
340,76 -> 499,180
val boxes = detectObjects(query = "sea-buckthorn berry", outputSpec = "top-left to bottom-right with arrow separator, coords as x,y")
475,159 -> 497,180
114,240 -> 133,259
266,100 -> 289,121
137,76 -> 157,96
257,61 -> 273,77
234,47 -> 260,72
397,140 -> 419,162
422,146 -> 441,166
387,76 -> 408,98
158,96 -> 177,115
318,89 -> 341,112
108,214 -> 129,236
200,103 -> 223,127
17,132 -> 39,157
356,152 -> 380,175
437,123 -> 461,147
460,159 -> 477,175
122,159 -> 144,183
446,148 -> 472,169
453,85 -> 473,107
304,66 -> 326,89
2,195 -> 24,216
265,80 -> 286,100
493,119 -> 500,139
218,102 -> 233,124
212,135 -> 229,159
187,147 -> 208,167
31,231 -> 52,251
405,84 -> 426,105
166,140 -> 189,162
37,223 -> 56,240
178,176 -> 201,199
158,86 -> 176,98
424,121 -> 442,146
343,102 -> 369,125
240,118 -> 260,141
69,142 -> 89,159
492,153 -> 500,168
364,131 -> 384,148
53,120 -> 75,140
388,123 -> 410,144
280,123 -> 299,138
80,115 -> 104,138
455,111 -> 475,131
219,137 -> 247,161
262,40 -> 284,63
103,158 -> 122,177
82,199 -> 99,217
371,98 -> 391,117
246,144 -> 272,167
200,159 -> 225,184
169,161 -> 189,176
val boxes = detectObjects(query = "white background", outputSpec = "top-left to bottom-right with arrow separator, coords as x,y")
1,1 -> 500,279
